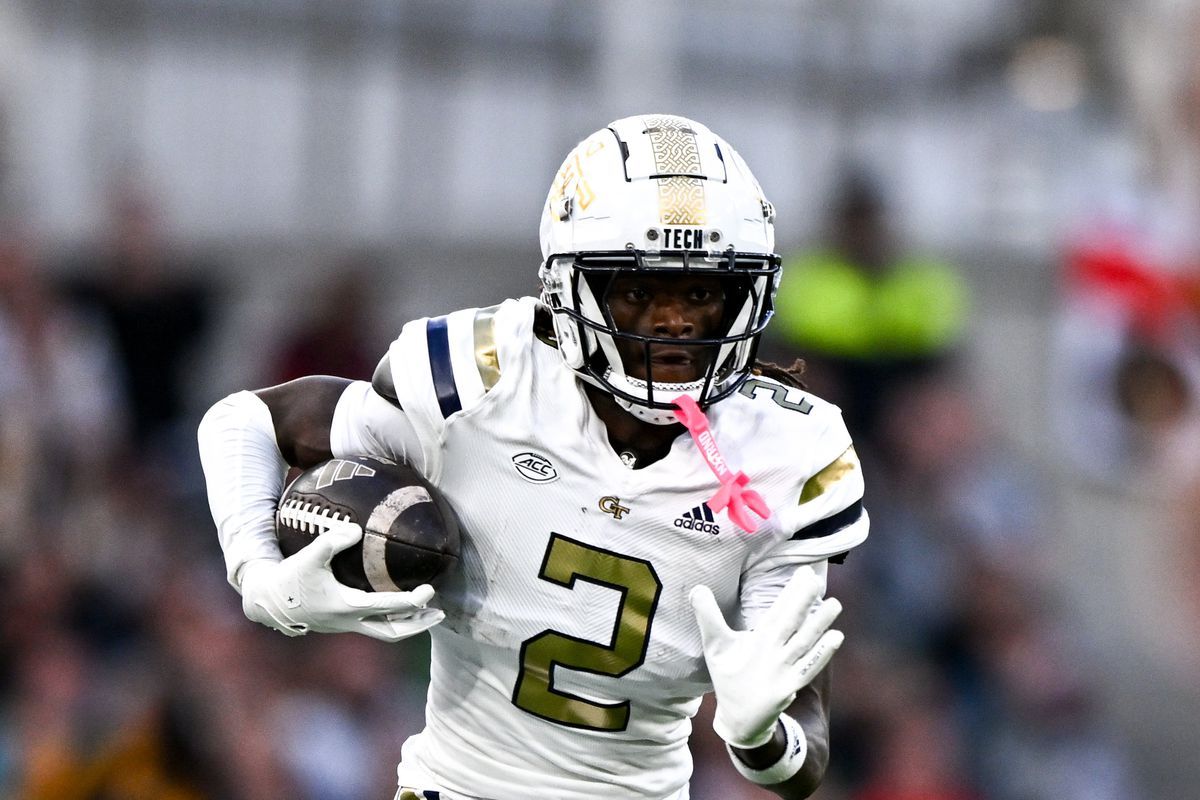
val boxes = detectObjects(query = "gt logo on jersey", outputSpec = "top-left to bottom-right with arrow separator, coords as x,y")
674,504 -> 720,535
598,496 -> 631,519
512,452 -> 559,483
314,459 -> 376,489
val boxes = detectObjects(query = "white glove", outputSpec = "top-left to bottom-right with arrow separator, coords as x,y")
690,568 -> 843,749
239,519 -> 445,642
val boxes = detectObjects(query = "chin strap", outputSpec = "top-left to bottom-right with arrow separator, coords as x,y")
673,395 -> 771,533
603,367 -> 705,425
614,394 -> 684,425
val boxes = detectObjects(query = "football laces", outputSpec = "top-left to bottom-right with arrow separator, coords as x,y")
276,499 -> 351,535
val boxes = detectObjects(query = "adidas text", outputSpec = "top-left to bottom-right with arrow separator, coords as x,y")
674,516 -> 720,535
674,504 -> 720,535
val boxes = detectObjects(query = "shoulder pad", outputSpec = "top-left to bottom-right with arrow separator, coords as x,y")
371,353 -> 402,408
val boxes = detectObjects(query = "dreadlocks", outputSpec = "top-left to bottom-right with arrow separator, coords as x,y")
750,359 -> 807,391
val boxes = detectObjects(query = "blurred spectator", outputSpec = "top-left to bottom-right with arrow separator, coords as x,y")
1176,479 -> 1200,676
968,563 -> 1138,800
272,634 -> 429,799
1049,240 -> 1200,491
270,252 -> 388,384
0,227 -> 127,549
850,705 -> 980,800
844,374 -> 1045,652
875,375 -> 1044,561
3,525 -> 299,799
768,172 -> 970,442
62,180 -> 216,465
821,366 -> 1140,800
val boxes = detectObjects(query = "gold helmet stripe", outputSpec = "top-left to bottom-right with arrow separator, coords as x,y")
643,115 -> 707,226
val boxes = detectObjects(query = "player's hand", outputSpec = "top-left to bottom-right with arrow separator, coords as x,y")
690,568 -> 843,749
238,519 -> 445,642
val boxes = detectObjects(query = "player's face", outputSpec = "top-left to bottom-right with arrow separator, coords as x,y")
604,274 -> 727,384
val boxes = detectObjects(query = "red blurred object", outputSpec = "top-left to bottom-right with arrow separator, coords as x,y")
1065,242 -> 1199,342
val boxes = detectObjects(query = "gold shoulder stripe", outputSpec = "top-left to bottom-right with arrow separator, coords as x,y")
799,445 -> 859,504
473,305 -> 502,391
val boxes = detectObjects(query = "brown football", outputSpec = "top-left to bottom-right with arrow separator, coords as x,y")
275,455 -> 460,592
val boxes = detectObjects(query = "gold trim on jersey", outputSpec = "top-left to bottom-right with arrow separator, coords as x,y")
473,305 -> 501,390
799,445 -> 859,504
395,790 -> 438,800
644,115 -> 706,226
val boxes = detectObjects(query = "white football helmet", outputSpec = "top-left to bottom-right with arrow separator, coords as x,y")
539,113 -> 781,423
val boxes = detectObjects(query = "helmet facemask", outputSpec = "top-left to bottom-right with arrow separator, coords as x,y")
539,247 -> 779,423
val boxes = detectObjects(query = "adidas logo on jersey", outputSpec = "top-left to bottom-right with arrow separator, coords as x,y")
674,504 -> 720,535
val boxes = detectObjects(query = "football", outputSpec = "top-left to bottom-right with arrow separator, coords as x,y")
275,455 -> 460,592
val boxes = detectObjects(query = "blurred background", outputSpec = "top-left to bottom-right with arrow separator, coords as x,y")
2,0 -> 1199,798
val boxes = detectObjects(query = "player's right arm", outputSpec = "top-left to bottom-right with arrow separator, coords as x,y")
197,376 -> 442,641
255,375 -> 348,467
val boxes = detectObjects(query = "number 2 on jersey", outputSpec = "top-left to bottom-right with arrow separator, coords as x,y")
512,534 -> 662,731
739,377 -> 813,413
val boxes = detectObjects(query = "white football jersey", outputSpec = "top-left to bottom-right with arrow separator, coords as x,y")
331,297 -> 868,800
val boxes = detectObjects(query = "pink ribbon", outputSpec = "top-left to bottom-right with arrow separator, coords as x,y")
673,394 -> 771,533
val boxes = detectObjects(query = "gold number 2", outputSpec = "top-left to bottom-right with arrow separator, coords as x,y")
512,533 -> 663,731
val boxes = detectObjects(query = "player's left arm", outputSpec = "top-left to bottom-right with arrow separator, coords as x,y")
691,565 -> 841,798
694,409 -> 867,796
730,670 -> 832,798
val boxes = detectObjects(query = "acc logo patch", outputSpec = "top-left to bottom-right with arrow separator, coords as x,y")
512,452 -> 559,483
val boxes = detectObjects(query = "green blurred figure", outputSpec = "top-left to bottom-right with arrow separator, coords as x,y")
772,173 -> 969,441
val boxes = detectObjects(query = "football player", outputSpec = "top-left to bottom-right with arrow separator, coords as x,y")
198,114 -> 868,799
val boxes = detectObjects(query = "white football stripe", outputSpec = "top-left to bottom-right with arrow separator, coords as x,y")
363,531 -> 403,592
363,485 -> 433,592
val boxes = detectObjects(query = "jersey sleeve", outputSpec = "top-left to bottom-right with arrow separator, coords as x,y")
378,298 -> 531,479
739,560 -> 829,629
329,380 -> 427,472
733,402 -> 868,627
770,410 -> 869,562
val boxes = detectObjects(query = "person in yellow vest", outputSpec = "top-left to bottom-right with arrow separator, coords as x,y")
771,174 -> 969,441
